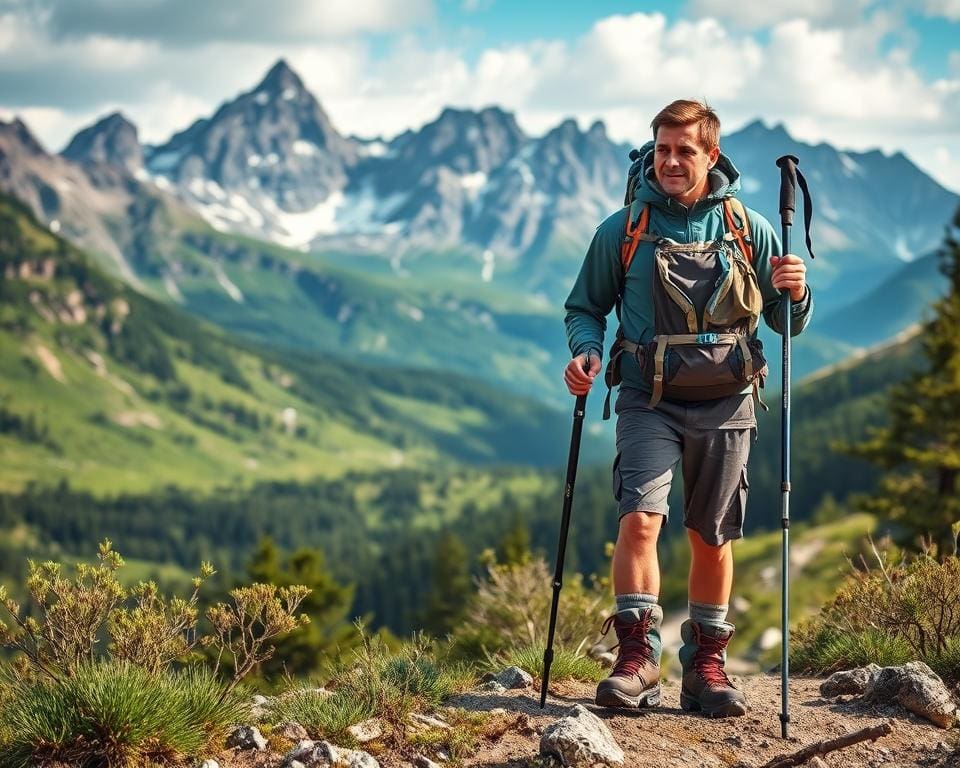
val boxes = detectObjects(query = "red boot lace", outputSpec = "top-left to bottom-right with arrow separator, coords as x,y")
692,628 -> 733,688
601,613 -> 654,678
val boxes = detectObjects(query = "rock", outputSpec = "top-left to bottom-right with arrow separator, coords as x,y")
276,721 -> 310,741
408,712 -> 451,731
281,739 -> 380,768
479,680 -> 507,693
597,652 -> 617,667
200,761 -> 220,768
251,694 -> 270,706
862,662 -> 958,729
413,757 -> 442,768
342,750 -> 380,768
723,735 -> 743,747
540,703 -> 624,766
347,718 -> 383,742
226,725 -> 268,751
495,665 -> 534,689
821,665 -> 881,697
807,758 -> 829,768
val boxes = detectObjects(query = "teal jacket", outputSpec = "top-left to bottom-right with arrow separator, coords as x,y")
564,143 -> 813,394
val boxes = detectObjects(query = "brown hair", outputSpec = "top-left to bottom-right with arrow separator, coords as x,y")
651,99 -> 720,151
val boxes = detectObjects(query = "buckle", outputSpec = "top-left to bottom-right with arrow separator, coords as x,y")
696,333 -> 719,344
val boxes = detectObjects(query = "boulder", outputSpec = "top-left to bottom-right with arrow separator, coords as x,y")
226,725 -> 268,751
820,664 -> 881,697
540,703 -> 624,766
495,665 -> 534,689
862,662 -> 958,729
281,739 -> 380,768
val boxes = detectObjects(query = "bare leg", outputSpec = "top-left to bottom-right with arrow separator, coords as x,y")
612,511 -> 664,596
687,529 -> 733,605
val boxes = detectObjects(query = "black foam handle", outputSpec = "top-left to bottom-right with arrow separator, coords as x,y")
776,155 -> 799,226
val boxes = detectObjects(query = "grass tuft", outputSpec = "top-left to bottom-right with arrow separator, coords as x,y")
491,644 -> 606,683
0,661 -> 247,768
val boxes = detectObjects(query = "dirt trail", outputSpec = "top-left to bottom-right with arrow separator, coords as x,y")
217,674 -> 958,768
446,675 -> 958,768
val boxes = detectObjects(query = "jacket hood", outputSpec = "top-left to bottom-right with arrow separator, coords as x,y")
631,139 -> 742,214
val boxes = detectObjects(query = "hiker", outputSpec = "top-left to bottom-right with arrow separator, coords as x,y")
563,100 -> 812,717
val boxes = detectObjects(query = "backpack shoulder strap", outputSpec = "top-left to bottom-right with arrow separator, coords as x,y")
620,203 -> 650,277
722,198 -> 753,263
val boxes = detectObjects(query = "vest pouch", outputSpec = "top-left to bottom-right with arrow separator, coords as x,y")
638,335 -> 766,403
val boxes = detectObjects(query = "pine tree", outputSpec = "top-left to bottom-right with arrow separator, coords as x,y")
421,531 -> 471,636
246,536 -> 357,678
848,206 -> 960,555
496,517 -> 533,566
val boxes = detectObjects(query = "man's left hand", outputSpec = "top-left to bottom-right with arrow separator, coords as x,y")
770,254 -> 807,302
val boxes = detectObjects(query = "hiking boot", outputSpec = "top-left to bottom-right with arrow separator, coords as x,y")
594,605 -> 662,709
679,619 -> 748,718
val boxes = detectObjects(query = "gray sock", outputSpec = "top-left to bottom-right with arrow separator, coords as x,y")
616,592 -> 658,621
689,600 -> 729,627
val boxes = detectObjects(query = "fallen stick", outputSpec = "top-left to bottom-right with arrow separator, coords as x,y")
759,721 -> 893,768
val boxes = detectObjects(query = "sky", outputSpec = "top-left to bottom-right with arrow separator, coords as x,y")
0,0 -> 958,191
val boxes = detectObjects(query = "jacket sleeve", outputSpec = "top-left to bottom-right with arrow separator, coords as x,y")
563,208 -> 626,360
749,210 -> 814,337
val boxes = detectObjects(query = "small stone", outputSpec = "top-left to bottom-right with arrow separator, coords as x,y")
540,703 -> 624,766
408,712 -> 451,731
821,665 -> 881,697
342,749 -> 379,768
347,718 -> 384,743
759,739 -> 770,748
436,751 -> 450,762
723,735 -> 743,747
588,643 -> 609,660
479,680 -> 507,693
200,761 -> 220,768
598,652 -> 617,667
276,721 -> 310,741
226,725 -> 268,751
414,757 -> 441,768
489,707 -> 507,715
495,665 -> 534,689
807,758 -> 829,768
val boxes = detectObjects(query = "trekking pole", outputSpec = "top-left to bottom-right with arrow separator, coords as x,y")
775,154 -> 799,740
540,387 -> 588,708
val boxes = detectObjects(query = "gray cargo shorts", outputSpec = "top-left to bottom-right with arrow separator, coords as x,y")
613,387 -> 757,546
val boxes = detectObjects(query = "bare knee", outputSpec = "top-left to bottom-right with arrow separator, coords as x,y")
618,511 -> 663,551
687,529 -> 732,563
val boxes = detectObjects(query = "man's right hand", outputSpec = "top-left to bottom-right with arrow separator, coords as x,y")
564,353 -> 601,395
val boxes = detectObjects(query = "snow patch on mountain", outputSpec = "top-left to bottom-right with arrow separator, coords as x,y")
213,262 -> 244,303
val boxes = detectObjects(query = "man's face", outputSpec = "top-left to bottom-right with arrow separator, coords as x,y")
653,123 -> 720,207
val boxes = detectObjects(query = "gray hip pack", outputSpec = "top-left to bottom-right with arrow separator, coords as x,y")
605,201 -> 768,414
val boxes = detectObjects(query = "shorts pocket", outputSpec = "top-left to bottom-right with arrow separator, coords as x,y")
736,466 -> 749,528
612,452 -> 623,502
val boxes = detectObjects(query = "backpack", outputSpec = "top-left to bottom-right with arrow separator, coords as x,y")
601,148 -> 767,419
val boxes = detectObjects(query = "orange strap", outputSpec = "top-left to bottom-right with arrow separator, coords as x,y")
620,204 -> 650,275
722,199 -> 753,263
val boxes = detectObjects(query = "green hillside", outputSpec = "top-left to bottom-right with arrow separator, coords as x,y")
109,196 -> 572,406
0,194 -> 602,495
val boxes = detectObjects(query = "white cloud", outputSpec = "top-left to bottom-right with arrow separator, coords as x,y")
687,0 -> 875,27
923,0 -> 960,20
1,6 -> 957,193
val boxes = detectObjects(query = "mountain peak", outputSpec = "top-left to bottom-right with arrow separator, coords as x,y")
0,117 -> 48,155
61,111 -> 142,174
256,58 -> 306,96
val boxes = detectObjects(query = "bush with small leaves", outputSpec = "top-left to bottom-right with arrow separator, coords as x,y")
793,546 -> 960,680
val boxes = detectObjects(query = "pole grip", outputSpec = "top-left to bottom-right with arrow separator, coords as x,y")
776,155 -> 799,228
